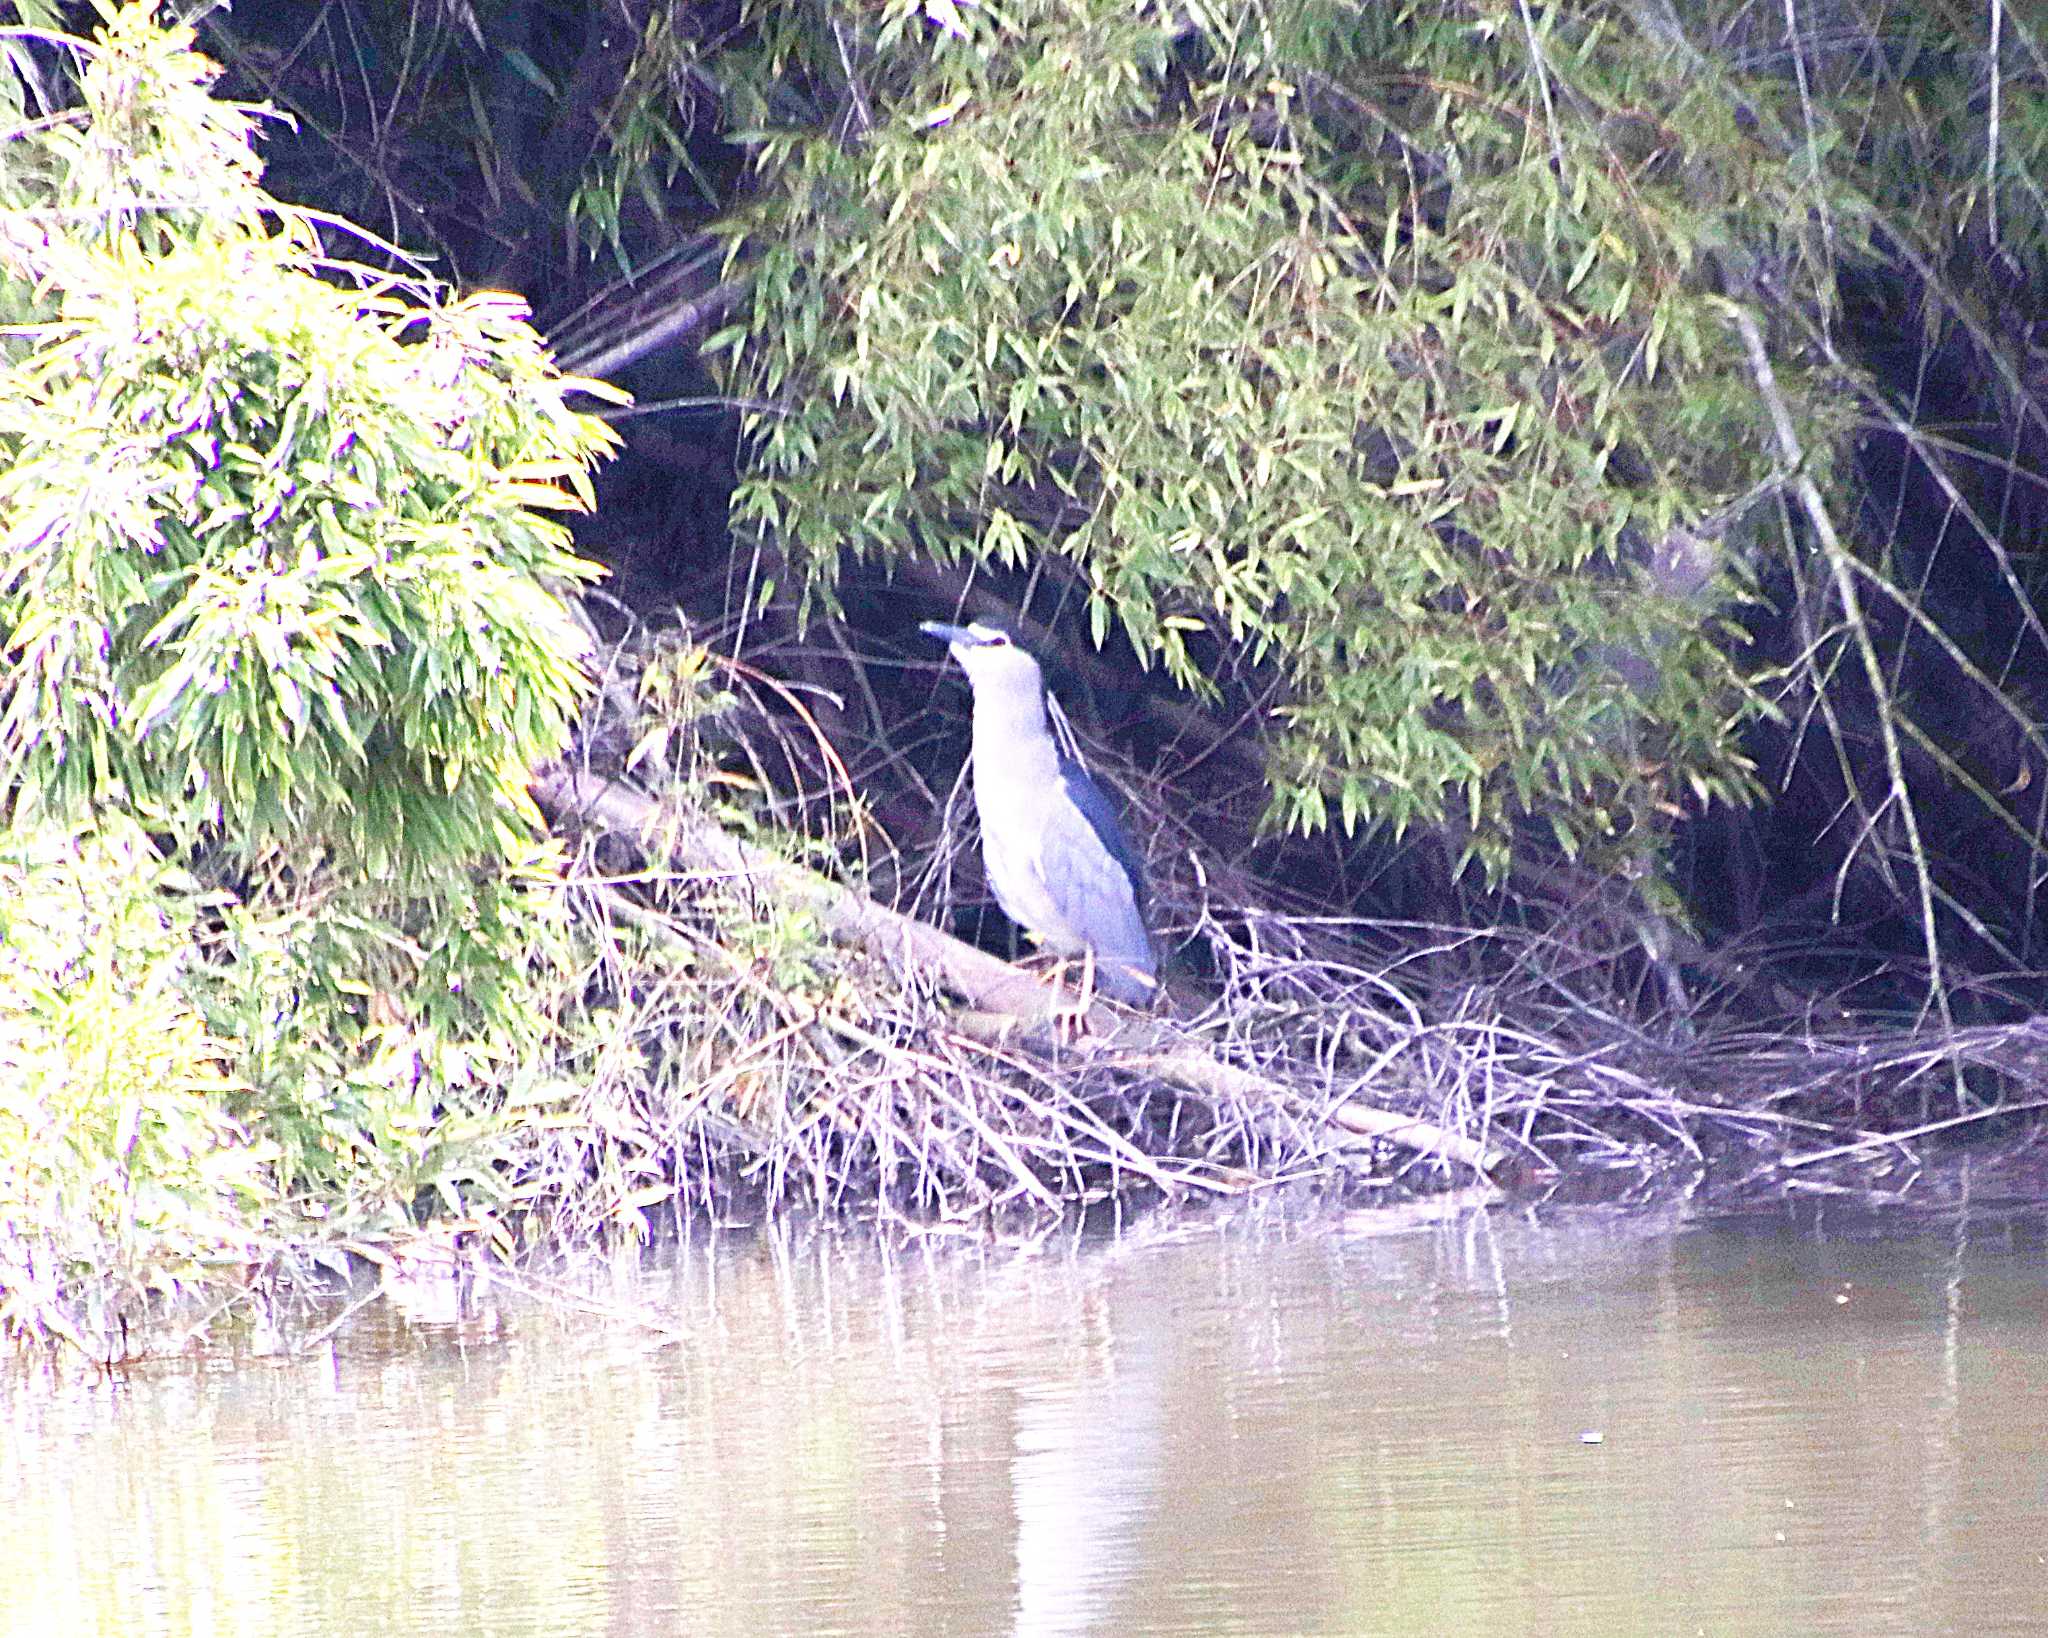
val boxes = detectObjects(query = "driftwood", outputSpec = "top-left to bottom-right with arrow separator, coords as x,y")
533,766 -> 1505,1180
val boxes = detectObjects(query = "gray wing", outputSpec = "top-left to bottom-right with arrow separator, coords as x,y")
1058,759 -> 1147,913
1038,759 -> 1155,999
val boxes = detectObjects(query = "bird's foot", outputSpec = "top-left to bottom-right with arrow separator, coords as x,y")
1030,953 -> 1100,1043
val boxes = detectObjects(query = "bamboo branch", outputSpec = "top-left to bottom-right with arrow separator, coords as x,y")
1720,301 -> 1961,1063
559,277 -> 748,386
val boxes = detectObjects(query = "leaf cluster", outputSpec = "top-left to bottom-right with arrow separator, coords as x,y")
0,4 -> 626,1340
719,0 -> 1864,869
0,8 -> 619,887
565,4 -> 723,270
0,816 -> 268,1342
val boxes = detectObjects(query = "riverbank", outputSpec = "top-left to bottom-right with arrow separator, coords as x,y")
10,730 -> 2044,1365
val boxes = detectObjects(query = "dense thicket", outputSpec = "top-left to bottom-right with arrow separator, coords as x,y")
154,0 -> 2048,989
6,0 -> 2048,1354
0,5 -> 619,1347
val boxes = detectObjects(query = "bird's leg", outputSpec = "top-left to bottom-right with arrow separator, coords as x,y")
1075,946 -> 1099,1015
1049,949 -> 1099,1044
1016,941 -> 1098,1040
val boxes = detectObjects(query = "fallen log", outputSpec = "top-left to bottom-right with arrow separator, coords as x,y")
533,766 -> 1505,1181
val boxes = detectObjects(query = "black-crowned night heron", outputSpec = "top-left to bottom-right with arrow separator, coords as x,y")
921,619 -> 1157,1005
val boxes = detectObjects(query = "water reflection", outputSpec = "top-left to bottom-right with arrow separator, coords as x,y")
4,1199 -> 2046,1636
1012,1271 -> 1168,1637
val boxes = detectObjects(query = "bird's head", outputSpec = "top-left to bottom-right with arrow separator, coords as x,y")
919,618 -> 1044,697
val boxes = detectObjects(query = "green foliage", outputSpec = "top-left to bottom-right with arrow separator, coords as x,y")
0,0 -> 618,1067
720,0 -> 1865,866
192,842 -> 575,1221
0,9 -> 617,882
1814,1 -> 2048,274
0,4 -> 623,1340
0,816 -> 271,1340
565,6 -> 719,270
0,1 -> 73,226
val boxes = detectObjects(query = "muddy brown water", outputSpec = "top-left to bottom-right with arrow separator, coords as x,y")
4,1196 -> 2047,1636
